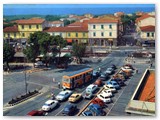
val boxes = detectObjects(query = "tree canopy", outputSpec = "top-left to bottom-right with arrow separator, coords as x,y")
3,43 -> 15,70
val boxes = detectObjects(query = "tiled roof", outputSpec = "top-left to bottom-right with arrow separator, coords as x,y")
66,20 -> 89,28
17,18 -> 45,25
140,25 -> 155,32
44,26 -> 88,32
3,26 -> 18,32
67,22 -> 82,27
136,14 -> 155,22
88,18 -> 118,23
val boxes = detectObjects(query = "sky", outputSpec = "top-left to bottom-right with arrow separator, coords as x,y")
3,4 -> 155,16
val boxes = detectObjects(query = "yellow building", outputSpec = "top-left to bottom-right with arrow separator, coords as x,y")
16,18 -> 46,38
3,26 -> 20,39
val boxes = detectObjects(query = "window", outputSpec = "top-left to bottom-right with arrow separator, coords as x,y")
152,33 -> 154,37
101,32 -> 104,36
68,33 -> 71,37
22,33 -> 25,37
60,33 -> 62,37
8,33 -> 10,38
14,33 -> 16,38
109,32 -> 112,36
109,25 -> 112,29
29,25 -> 32,29
76,33 -> 78,37
93,25 -> 96,29
83,33 -> 85,37
93,32 -> 96,36
22,25 -> 24,29
101,25 -> 104,29
147,33 -> 150,37
36,25 -> 39,29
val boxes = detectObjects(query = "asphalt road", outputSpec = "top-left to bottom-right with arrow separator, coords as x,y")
3,47 -> 154,116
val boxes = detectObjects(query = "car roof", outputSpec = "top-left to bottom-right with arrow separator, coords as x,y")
45,100 -> 55,104
87,84 -> 96,88
59,90 -> 72,94
89,103 -> 101,108
65,103 -> 75,108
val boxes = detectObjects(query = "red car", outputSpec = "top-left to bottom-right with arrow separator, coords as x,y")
27,110 -> 45,116
91,97 -> 105,107
94,79 -> 103,87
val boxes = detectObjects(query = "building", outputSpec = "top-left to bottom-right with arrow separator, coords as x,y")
84,13 -> 94,18
125,69 -> 155,116
114,12 -> 125,17
47,21 -> 64,27
44,26 -> 88,45
88,18 -> 119,46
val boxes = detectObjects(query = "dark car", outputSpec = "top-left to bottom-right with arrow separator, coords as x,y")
56,64 -> 67,69
98,73 -> 109,81
27,110 -> 45,116
82,110 -> 93,116
94,79 -> 103,87
62,104 -> 77,116
110,64 -> 117,70
88,104 -> 105,116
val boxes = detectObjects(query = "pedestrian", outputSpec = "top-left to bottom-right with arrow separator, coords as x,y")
58,82 -> 61,89
98,67 -> 101,72
63,86 -> 66,91
51,92 -> 55,100
150,63 -> 152,67
136,69 -> 138,74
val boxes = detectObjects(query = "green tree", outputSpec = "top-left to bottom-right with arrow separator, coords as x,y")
64,20 -> 71,26
3,43 -> 15,70
72,43 -> 86,64
38,32 -> 51,67
23,32 -> 41,67
53,35 -> 67,64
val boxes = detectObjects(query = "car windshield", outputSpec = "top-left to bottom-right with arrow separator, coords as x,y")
59,93 -> 65,96
44,103 -> 50,106
86,88 -> 92,92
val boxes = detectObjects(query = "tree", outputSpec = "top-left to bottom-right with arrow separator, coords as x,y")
72,43 -> 86,64
23,32 -> 41,67
52,35 -> 67,64
3,43 -> 15,70
38,32 -> 51,67
64,20 -> 71,26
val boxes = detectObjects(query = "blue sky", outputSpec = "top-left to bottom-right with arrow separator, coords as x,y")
3,4 -> 155,15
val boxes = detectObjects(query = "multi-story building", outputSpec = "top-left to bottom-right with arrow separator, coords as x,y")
47,21 -> 64,27
88,18 -> 119,46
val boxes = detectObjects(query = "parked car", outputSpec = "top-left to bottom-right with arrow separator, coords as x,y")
110,78 -> 126,87
56,64 -> 67,69
106,81 -> 120,90
94,79 -> 103,87
86,84 -> 98,93
98,73 -> 109,81
82,110 -> 93,116
101,89 -> 113,97
68,93 -> 82,102
83,91 -> 93,99
88,104 -> 106,116
34,61 -> 44,67
105,68 -> 114,75
121,66 -> 133,72
42,100 -> 59,111
56,90 -> 73,101
91,97 -> 105,107
112,74 -> 125,81
92,70 -> 101,78
110,64 -> 117,70
97,93 -> 112,103
27,110 -> 45,116
62,103 -> 77,116
103,84 -> 117,93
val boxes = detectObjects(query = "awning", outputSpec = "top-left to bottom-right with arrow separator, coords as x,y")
67,39 -> 72,43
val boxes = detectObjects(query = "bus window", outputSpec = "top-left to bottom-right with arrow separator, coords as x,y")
62,78 -> 70,83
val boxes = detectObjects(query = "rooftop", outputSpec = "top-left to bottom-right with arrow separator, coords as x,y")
16,18 -> 45,25
140,25 -> 155,32
88,18 -> 118,24
136,14 -> 155,22
3,26 -> 18,32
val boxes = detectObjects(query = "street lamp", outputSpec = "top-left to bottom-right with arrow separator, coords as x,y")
24,55 -> 28,94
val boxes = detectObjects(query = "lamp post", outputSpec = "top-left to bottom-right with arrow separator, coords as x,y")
24,54 -> 28,94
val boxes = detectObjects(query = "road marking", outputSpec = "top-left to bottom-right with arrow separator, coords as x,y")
106,76 -> 133,116
55,108 -> 64,116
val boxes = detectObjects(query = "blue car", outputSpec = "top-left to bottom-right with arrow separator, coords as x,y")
106,81 -> 120,90
62,103 -> 77,116
82,110 -> 93,116
88,104 -> 105,116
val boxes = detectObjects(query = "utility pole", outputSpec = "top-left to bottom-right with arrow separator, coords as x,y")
24,55 -> 28,94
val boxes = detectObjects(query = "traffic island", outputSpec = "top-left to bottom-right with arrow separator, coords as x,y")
8,90 -> 40,106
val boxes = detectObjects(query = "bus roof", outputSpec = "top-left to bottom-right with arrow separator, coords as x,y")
65,68 -> 93,77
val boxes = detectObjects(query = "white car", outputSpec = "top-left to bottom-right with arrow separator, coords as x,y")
56,90 -> 73,101
103,84 -> 117,93
121,66 -> 133,72
42,100 -> 59,111
86,84 -> 98,93
101,89 -> 113,97
97,93 -> 112,103
83,91 -> 93,99
34,61 -> 44,67
105,68 -> 114,75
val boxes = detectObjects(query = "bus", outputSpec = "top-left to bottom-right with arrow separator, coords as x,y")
62,68 -> 93,89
